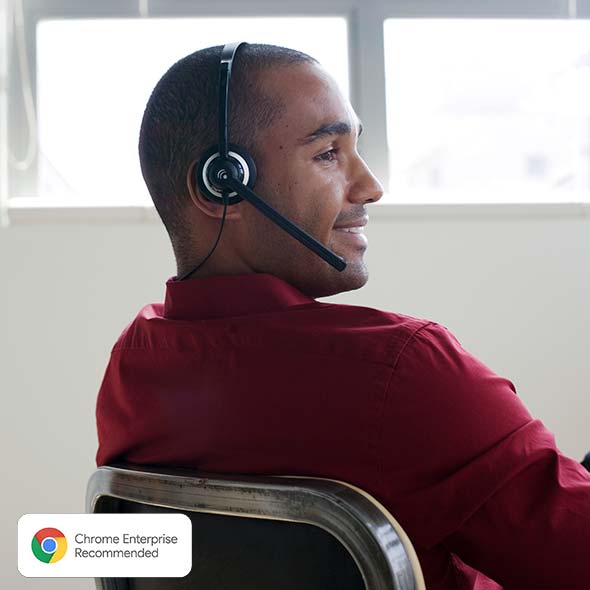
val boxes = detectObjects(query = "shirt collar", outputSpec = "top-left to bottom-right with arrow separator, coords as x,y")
164,273 -> 316,320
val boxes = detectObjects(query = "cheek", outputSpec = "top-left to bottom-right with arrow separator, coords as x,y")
254,155 -> 297,203
306,170 -> 346,223
257,154 -> 345,228
293,173 -> 342,231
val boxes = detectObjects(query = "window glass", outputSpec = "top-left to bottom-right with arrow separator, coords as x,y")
384,19 -> 590,203
36,17 -> 349,203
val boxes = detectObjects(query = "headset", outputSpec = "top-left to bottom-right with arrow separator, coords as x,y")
178,41 -> 347,281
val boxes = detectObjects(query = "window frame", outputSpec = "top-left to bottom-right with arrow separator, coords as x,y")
3,0 -> 590,221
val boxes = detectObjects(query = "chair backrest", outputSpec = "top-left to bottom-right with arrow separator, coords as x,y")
87,464 -> 425,590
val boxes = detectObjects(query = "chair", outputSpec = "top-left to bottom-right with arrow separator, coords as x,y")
86,464 -> 425,590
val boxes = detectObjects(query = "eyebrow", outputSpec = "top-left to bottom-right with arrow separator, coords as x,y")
299,120 -> 363,145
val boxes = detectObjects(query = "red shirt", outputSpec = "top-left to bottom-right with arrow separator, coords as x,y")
96,273 -> 590,590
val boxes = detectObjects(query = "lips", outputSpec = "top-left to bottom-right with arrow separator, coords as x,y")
333,216 -> 368,231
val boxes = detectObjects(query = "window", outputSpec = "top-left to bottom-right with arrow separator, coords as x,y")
34,16 -> 348,205
3,0 -> 590,213
384,18 -> 590,203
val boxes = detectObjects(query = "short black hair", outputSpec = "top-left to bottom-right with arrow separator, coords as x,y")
138,43 -> 317,259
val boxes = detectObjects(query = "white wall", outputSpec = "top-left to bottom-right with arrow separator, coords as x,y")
1,204 -> 589,588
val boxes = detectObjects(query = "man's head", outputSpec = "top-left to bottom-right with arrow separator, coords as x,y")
139,43 -> 383,298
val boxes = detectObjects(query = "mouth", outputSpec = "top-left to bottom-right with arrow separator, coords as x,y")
333,226 -> 365,234
332,224 -> 368,248
333,215 -> 368,231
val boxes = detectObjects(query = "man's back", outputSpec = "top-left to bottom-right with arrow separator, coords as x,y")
96,273 -> 590,590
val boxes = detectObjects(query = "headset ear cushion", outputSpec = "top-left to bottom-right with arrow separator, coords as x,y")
195,144 -> 257,204
231,144 -> 257,190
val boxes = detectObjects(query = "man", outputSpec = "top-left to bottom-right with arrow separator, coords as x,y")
96,44 -> 590,589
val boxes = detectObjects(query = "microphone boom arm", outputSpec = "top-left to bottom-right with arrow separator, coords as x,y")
223,177 -> 346,272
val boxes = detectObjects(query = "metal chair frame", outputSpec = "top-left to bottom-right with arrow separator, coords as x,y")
87,464 -> 425,590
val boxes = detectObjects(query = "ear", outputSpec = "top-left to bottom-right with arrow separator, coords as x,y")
186,160 -> 243,221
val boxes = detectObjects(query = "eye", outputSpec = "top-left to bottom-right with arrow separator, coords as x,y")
314,148 -> 339,162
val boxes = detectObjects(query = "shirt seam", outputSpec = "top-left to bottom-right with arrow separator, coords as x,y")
109,342 -> 409,369
377,321 -> 436,492
162,301 -> 322,322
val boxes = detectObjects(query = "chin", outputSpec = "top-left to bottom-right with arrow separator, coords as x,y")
269,248 -> 369,298
307,261 -> 369,298
337,264 -> 369,293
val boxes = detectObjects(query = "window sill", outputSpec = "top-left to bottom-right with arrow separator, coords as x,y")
3,198 -> 590,224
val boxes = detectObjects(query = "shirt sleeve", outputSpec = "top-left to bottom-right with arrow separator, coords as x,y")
380,322 -> 590,588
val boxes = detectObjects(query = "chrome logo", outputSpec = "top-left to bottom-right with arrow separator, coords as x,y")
31,528 -> 67,563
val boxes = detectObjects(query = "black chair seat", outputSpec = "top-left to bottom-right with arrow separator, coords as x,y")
98,496 -> 364,590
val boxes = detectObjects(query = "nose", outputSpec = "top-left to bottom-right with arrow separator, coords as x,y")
350,154 -> 384,204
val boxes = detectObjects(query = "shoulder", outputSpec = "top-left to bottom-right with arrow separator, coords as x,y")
110,302 -> 165,351
280,301 -> 435,366
395,320 -> 509,387
384,318 -> 529,444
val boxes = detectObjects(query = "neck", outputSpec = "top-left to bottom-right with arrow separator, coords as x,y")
176,253 -> 255,281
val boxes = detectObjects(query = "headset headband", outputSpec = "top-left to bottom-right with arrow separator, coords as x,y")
218,42 -> 245,159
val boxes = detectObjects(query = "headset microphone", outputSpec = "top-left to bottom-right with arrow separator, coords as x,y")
179,41 -> 346,281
